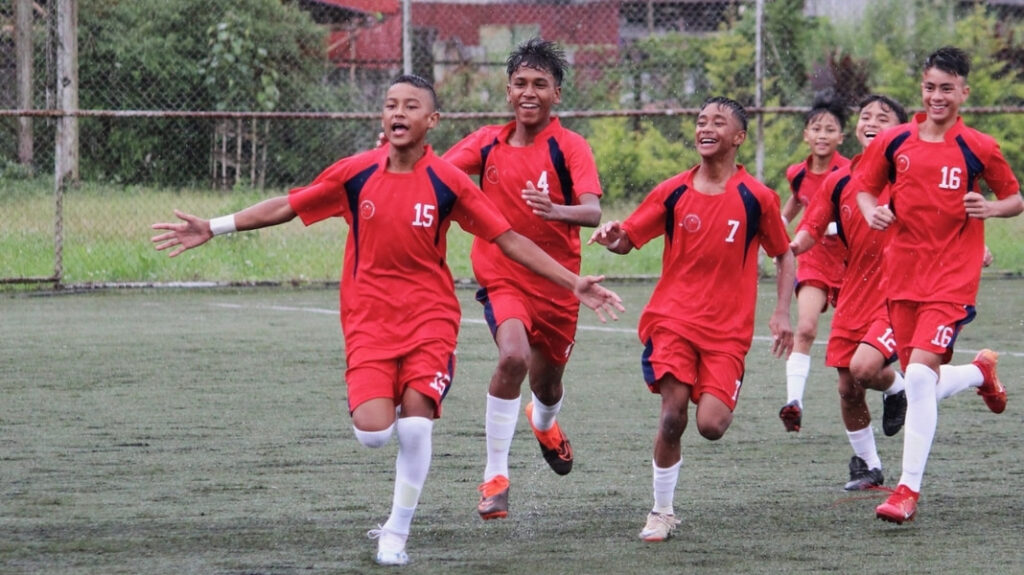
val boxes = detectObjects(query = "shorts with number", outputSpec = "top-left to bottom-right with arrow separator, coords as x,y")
476,284 -> 578,366
640,328 -> 745,411
344,338 -> 457,418
826,317 -> 898,368
888,300 -> 976,370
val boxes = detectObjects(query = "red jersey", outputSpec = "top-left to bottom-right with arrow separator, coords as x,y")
857,114 -> 1020,305
800,155 -> 891,334
443,118 -> 602,305
288,145 -> 511,355
787,153 -> 850,286
623,164 -> 791,354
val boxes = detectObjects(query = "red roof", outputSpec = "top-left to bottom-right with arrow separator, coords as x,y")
311,0 -> 399,16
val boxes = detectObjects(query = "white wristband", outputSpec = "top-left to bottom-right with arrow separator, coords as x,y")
210,214 -> 237,236
825,221 -> 838,235
607,238 -> 622,251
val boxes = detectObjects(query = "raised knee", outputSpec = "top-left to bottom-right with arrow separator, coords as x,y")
496,351 -> 529,379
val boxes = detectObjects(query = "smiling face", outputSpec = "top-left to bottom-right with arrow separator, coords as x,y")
381,81 -> 439,150
694,102 -> 746,159
855,100 -> 902,149
506,64 -> 561,130
803,112 -> 844,159
920,66 -> 969,127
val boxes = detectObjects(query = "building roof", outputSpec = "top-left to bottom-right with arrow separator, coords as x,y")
305,0 -> 399,16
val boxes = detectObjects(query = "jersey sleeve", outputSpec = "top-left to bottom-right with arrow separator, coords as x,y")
855,133 -> 896,198
287,157 -> 357,226
442,130 -> 488,176
565,133 -> 603,199
798,171 -> 840,242
446,167 -> 512,241
758,187 -> 791,258
980,138 -> 1021,200
622,179 -> 676,249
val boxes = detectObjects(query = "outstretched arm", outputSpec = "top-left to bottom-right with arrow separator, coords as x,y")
493,230 -> 624,322
151,196 -> 297,257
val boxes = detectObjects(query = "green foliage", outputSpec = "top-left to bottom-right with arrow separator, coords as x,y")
588,117 -> 695,202
78,0 -> 331,186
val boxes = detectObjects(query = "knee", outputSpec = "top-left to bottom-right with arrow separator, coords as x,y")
353,424 -> 394,448
658,408 -> 688,441
495,350 -> 529,380
795,319 -> 818,344
696,417 -> 730,440
837,379 -> 866,406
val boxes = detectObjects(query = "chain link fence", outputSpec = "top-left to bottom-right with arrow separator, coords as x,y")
2,0 -> 1023,286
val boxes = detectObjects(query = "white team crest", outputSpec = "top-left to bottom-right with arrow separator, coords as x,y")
485,164 -> 500,185
360,200 -> 376,219
841,204 -> 853,222
896,154 -> 911,173
682,214 -> 702,233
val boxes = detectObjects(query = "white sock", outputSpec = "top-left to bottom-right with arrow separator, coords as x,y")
898,364 -> 938,493
382,417 -> 433,537
846,426 -> 881,470
484,394 -> 520,481
652,459 -> 681,515
786,352 -> 811,407
530,392 -> 562,432
884,370 -> 905,396
936,363 -> 983,400
353,424 -> 394,448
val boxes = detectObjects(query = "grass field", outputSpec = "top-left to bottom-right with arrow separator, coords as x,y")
2,280 -> 1023,574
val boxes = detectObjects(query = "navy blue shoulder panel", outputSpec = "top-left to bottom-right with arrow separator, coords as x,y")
790,168 -> 807,195
830,174 -> 851,248
663,185 -> 688,243
737,183 -> 762,266
884,130 -> 913,183
344,163 -> 380,278
954,134 -> 984,194
480,137 -> 500,175
426,166 -> 459,245
547,137 -> 574,206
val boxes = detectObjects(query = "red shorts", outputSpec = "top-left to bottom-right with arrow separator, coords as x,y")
476,285 -> 578,365
796,241 -> 845,290
640,328 -> 745,411
826,317 -> 898,368
344,338 -> 457,418
795,279 -> 840,311
888,300 -> 976,370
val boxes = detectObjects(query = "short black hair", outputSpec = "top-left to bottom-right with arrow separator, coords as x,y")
923,46 -> 971,79
805,98 -> 848,131
701,96 -> 748,132
506,37 -> 569,87
857,94 -> 909,124
391,74 -> 439,110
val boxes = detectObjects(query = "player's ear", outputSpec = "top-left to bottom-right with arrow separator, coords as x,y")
733,130 -> 747,147
427,110 -> 440,130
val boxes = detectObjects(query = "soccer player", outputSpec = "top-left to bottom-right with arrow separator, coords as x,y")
855,46 -> 1022,524
150,75 -> 624,565
589,97 -> 795,542
790,94 -> 910,490
779,99 -> 851,433
442,38 -> 603,520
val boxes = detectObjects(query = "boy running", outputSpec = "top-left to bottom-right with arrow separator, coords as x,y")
151,75 -> 623,564
855,47 -> 1022,524
590,97 -> 795,542
443,38 -> 603,520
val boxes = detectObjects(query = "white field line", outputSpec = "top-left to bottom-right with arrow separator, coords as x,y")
208,302 -> 1024,359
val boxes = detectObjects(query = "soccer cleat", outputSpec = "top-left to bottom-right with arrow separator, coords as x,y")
476,475 -> 510,520
367,526 -> 409,566
779,400 -> 802,432
525,402 -> 573,475
843,455 -> 884,491
882,389 -> 907,436
639,511 -> 681,542
875,484 -> 919,524
973,349 -> 1006,414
